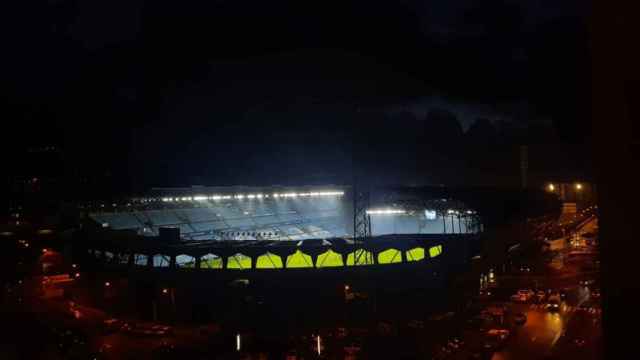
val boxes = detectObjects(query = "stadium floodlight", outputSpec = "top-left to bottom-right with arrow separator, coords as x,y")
366,209 -> 406,215
151,190 -> 344,202
325,191 -> 344,196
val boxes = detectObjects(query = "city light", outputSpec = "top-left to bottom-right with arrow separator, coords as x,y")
547,183 -> 555,191
74,272 -> 80,278
366,209 -> 406,215
42,248 -> 48,253
162,288 -> 168,294
236,334 -> 241,351
344,284 -> 350,291
104,281 -> 111,287
575,183 -> 583,190
317,335 -> 322,355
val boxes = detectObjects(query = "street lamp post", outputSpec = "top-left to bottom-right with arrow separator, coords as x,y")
575,183 -> 583,203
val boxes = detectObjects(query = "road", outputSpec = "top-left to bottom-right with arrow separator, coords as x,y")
490,215 -> 601,360
491,286 -> 597,360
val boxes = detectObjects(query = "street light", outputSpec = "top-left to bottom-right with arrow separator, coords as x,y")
575,183 -> 583,190
104,281 -> 111,287
547,184 -> 555,192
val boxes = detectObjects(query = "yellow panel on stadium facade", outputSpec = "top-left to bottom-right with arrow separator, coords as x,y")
429,245 -> 443,258
227,253 -> 252,269
256,252 -> 283,269
201,254 -> 223,269
316,249 -> 344,267
378,248 -> 402,264
405,247 -> 425,262
285,250 -> 314,268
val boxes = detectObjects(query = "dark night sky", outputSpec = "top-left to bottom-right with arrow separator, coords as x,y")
3,0 -> 592,193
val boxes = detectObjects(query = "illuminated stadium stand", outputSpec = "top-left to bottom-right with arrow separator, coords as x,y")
90,187 -> 351,241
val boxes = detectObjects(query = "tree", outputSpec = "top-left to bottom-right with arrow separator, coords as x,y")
465,118 -> 498,145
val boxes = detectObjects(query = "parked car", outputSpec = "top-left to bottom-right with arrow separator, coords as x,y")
560,289 -> 568,300
447,338 -> 464,350
513,289 -> 534,302
514,313 -> 527,325
573,338 -> 586,347
580,279 -> 596,287
102,318 -> 122,334
484,329 -> 510,350
478,289 -> 492,299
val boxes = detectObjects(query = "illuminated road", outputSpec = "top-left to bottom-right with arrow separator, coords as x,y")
491,286 -> 597,360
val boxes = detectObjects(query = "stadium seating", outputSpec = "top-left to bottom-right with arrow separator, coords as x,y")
90,197 -> 348,241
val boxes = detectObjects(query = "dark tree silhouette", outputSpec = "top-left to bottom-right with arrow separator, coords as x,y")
465,118 -> 498,145
422,108 -> 464,147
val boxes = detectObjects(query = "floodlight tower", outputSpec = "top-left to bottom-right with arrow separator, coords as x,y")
353,187 -> 371,245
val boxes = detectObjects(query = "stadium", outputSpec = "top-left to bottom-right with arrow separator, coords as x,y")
79,185 -> 482,276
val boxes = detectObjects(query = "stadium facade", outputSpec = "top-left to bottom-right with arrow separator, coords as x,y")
80,185 -> 481,274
